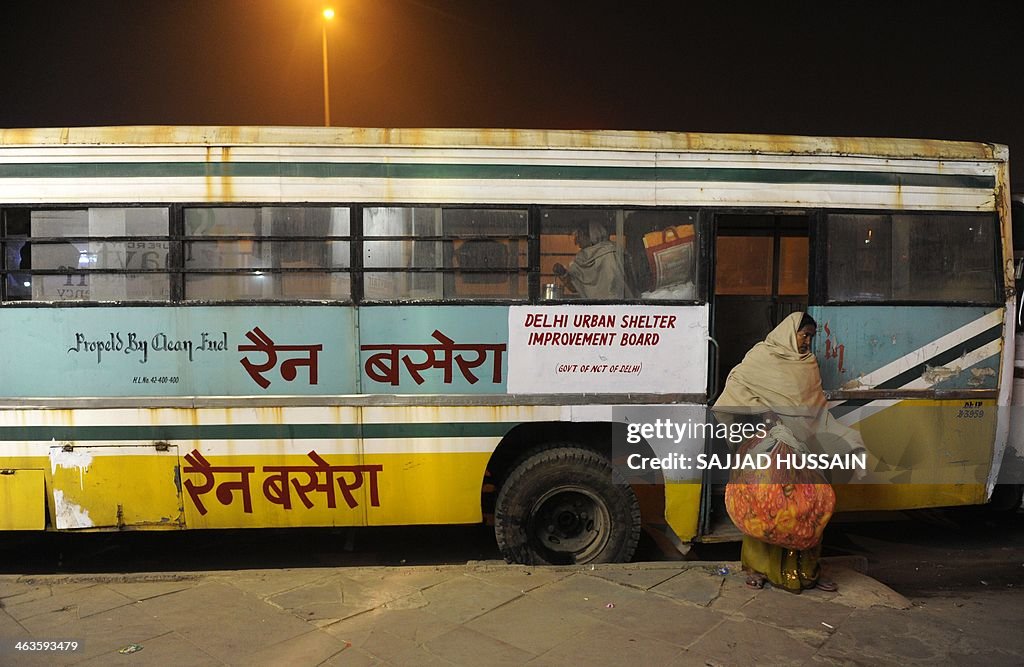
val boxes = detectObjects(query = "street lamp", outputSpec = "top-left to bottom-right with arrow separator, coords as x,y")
321,7 -> 335,126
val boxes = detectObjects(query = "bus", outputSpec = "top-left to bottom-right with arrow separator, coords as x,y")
0,126 -> 1015,564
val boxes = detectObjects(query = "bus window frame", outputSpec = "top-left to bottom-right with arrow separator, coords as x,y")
534,204 -> 707,306
7,202 -> 1006,308
357,203 -> 532,305
0,204 -> 176,306
818,208 -> 1005,307
180,203 -> 355,305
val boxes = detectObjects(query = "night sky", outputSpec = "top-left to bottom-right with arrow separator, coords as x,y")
2,1 -> 1022,188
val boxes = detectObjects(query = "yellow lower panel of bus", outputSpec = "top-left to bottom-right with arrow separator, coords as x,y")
0,469 -> 46,530
49,446 -> 184,529
664,482 -> 702,542
182,451 -> 491,529
828,397 -> 996,513
835,483 -> 988,511
851,399 -> 997,485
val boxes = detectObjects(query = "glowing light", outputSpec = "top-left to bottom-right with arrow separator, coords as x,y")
320,8 -> 335,125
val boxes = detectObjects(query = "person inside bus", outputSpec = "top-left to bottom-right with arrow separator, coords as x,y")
712,312 -> 867,593
552,220 -> 635,299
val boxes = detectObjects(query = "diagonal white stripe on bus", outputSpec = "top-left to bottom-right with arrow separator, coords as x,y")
837,309 -> 1002,391
835,338 -> 1002,427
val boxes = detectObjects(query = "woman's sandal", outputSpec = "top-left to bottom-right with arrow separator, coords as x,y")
745,573 -> 766,589
815,578 -> 838,592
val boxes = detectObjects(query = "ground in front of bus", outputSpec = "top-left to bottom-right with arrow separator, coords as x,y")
0,561 -> 1020,665
0,509 -> 1022,665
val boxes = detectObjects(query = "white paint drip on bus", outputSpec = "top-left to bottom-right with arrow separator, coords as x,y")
50,447 -> 94,490
51,489 -> 94,529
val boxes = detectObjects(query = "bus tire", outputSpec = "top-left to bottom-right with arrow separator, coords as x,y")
494,445 -> 641,565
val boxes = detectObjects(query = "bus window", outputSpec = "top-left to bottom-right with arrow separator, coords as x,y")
539,208 -> 698,301
627,210 -> 698,300
362,207 -> 527,301
540,208 -> 630,300
2,207 -> 170,302
827,213 -> 999,303
184,207 -> 351,302
2,209 -> 32,300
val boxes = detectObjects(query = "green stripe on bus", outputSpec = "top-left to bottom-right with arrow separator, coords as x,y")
0,421 -> 519,442
0,162 -> 994,189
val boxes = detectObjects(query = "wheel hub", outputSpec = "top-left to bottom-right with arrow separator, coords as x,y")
530,487 -> 611,562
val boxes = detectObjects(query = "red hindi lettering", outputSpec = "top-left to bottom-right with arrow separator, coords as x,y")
360,330 -> 506,387
239,327 -> 323,388
238,327 -> 277,389
182,449 -> 255,515
260,452 -> 383,511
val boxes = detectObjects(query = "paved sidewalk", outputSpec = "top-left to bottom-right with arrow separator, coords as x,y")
0,559 -> 1020,666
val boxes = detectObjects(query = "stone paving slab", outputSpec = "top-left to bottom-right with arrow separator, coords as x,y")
420,626 -> 536,665
16,602 -> 181,665
319,646 -> 379,666
0,581 -> 46,602
137,582 -> 314,664
416,575 -> 524,625
104,580 -> 197,603
649,567 -> 726,606
688,617 -> 817,666
465,564 -> 573,592
525,571 -> 651,616
4,584 -> 133,625
828,567 -> 911,610
731,586 -> 854,647
240,629 -> 353,667
266,576 -> 396,622
76,631 -> 221,667
706,573 -> 763,614
587,566 -> 683,591
464,595 -> 603,655
322,606 -> 458,649
336,565 -> 462,591
527,622 -> 686,665
215,568 -> 334,599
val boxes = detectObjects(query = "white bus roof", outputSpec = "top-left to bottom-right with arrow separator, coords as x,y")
0,126 -> 1005,162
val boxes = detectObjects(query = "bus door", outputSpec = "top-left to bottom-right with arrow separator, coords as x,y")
712,214 -> 811,392
701,213 -> 810,539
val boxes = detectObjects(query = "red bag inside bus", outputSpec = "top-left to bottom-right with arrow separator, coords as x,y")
642,224 -> 695,290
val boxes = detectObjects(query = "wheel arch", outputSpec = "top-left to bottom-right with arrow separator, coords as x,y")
482,420 -> 665,524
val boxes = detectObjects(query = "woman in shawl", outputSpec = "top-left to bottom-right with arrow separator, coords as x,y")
714,312 -> 865,592
553,221 -> 635,299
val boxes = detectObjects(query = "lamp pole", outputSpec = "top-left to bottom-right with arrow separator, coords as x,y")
321,8 -> 335,126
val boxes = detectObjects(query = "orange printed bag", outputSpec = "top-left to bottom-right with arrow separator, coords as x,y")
724,429 -> 836,551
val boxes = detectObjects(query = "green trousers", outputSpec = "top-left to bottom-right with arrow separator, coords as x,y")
741,536 -> 822,592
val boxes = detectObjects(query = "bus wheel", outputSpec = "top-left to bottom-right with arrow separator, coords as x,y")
494,446 -> 641,565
